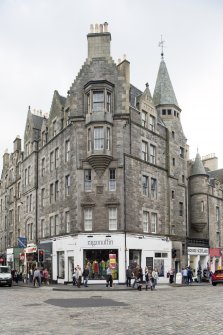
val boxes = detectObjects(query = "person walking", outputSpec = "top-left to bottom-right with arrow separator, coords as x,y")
152,268 -> 158,289
42,268 -> 49,285
182,267 -> 188,285
33,268 -> 41,287
145,268 -> 153,290
106,266 -> 113,287
83,265 -> 89,287
72,268 -> 77,286
126,267 -> 132,287
187,266 -> 193,285
76,265 -> 82,288
132,266 -> 139,289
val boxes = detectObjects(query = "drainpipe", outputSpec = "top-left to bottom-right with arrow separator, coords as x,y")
35,142 -> 39,247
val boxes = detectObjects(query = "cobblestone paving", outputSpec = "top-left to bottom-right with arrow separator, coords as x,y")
0,284 -> 223,335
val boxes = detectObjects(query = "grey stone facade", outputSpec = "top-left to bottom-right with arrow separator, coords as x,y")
0,23 -> 223,269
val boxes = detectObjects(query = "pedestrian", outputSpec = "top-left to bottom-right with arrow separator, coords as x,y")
106,265 -> 113,287
132,266 -> 139,289
83,265 -> 89,287
14,270 -> 19,285
126,267 -> 132,287
33,268 -> 41,287
145,268 -> 153,290
152,268 -> 158,289
43,268 -> 49,285
169,268 -> 174,284
29,268 -> 33,284
72,268 -> 77,286
187,266 -> 193,285
182,267 -> 188,285
76,265 -> 82,288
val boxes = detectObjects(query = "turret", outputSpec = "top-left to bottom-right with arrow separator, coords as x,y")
189,152 -> 209,234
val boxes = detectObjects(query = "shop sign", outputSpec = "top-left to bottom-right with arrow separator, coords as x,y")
188,247 -> 208,255
25,246 -> 37,253
87,239 -> 113,247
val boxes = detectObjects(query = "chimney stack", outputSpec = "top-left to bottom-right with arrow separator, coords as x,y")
87,22 -> 111,59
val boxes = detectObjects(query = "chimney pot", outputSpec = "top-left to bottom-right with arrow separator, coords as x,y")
90,24 -> 94,33
104,22 -> 108,32
99,24 -> 103,33
95,24 -> 99,33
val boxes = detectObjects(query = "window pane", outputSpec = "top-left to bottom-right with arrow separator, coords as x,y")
94,127 -> 104,150
84,208 -> 92,231
109,169 -> 116,191
93,91 -> 104,112
109,208 -> 117,230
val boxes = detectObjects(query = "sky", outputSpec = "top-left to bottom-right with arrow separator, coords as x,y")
0,0 -> 223,171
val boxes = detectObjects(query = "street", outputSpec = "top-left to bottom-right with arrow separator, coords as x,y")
0,283 -> 222,335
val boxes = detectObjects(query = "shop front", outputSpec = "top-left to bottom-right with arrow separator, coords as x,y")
209,248 -> 223,272
6,247 -> 24,271
52,233 -> 172,284
187,247 -> 209,278
53,234 -> 124,284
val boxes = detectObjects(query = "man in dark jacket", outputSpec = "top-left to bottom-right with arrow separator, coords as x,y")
126,267 -> 132,287
83,265 -> 89,287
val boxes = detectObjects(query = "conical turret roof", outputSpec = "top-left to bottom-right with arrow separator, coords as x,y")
153,60 -> 179,108
191,152 -> 207,176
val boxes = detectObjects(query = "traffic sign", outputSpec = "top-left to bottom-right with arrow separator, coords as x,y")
18,237 -> 27,248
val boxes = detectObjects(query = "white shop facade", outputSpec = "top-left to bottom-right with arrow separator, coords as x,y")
52,233 -> 172,284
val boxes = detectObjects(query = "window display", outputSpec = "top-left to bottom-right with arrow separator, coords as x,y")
57,251 -> 64,279
83,249 -> 118,280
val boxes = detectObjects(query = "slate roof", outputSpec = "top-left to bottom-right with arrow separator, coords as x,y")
32,114 -> 44,130
129,84 -> 142,108
153,60 -> 179,108
208,169 -> 223,183
191,153 -> 207,176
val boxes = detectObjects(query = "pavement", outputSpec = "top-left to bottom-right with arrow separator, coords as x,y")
0,280 -> 222,335
16,280 -> 210,291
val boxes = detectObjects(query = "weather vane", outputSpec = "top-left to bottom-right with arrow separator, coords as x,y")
158,35 -> 165,60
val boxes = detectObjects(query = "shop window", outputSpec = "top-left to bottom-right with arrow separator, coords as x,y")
129,250 -> 141,273
83,249 -> 118,280
57,251 -> 64,279
154,258 -> 164,277
109,169 -> 116,191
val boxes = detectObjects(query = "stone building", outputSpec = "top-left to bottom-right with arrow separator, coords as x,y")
0,23 -> 222,283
